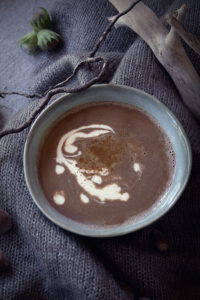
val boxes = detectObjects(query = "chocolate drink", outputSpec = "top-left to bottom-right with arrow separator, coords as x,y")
38,102 -> 175,226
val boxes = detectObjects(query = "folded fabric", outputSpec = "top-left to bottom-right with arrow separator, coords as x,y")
0,0 -> 200,299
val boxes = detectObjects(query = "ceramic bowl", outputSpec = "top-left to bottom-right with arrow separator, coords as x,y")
24,84 -> 192,237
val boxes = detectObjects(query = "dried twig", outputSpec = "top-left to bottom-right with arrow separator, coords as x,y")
0,91 -> 42,99
0,0 -> 141,139
89,0 -> 141,57
0,59 -> 108,139
53,57 -> 104,89
53,0 -> 141,89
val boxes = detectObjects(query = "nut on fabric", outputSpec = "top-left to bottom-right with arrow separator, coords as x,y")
19,7 -> 60,54
0,209 -> 12,233
153,229 -> 169,252
37,29 -> 60,51
19,31 -> 38,54
0,251 -> 9,270
30,7 -> 51,32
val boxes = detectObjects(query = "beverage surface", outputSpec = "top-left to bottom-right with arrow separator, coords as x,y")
38,102 -> 175,226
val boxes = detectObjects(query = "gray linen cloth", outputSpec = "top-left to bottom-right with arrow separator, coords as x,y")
0,0 -> 200,299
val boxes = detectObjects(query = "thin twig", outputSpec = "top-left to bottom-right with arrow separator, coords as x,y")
0,59 -> 108,139
52,0 -> 141,89
0,91 -> 42,99
89,0 -> 141,57
53,57 -> 104,89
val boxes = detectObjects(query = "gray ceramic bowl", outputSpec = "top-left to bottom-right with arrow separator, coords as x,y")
24,84 -> 192,237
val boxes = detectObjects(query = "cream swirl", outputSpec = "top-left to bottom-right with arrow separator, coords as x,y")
54,124 -> 130,204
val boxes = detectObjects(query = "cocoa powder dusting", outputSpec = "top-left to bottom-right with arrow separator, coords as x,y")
77,135 -> 124,172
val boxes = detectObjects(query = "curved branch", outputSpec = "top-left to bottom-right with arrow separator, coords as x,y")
53,0 -> 142,89
0,91 -> 42,99
53,57 -> 106,89
0,59 -> 108,139
89,0 -> 141,57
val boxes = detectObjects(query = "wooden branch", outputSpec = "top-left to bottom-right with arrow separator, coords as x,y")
0,59 -> 108,139
172,4 -> 187,21
166,4 -> 187,46
108,0 -> 200,120
0,91 -> 42,99
166,11 -> 200,56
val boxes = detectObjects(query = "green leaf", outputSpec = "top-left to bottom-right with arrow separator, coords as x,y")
19,31 -> 38,54
37,29 -> 60,51
30,7 -> 52,32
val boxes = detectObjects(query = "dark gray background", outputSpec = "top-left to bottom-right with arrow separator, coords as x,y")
0,0 -> 200,299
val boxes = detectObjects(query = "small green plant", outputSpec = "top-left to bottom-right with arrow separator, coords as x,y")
19,7 -> 60,54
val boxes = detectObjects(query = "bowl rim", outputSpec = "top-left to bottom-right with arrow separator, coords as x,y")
23,83 -> 192,237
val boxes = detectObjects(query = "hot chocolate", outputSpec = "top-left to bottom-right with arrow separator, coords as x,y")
38,102 -> 175,226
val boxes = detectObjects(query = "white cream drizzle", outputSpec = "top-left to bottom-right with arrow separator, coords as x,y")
133,162 -> 141,173
53,191 -> 65,205
80,193 -> 90,203
55,124 -> 130,203
92,175 -> 102,184
79,167 -> 109,176
55,165 -> 65,174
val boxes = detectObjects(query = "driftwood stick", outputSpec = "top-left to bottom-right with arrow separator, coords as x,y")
166,4 -> 187,45
108,0 -> 200,120
108,1 -> 168,52
172,3 -> 187,21
166,12 -> 200,56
